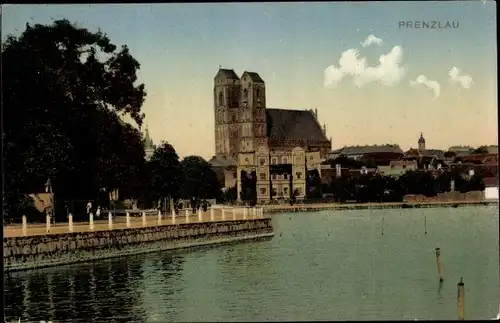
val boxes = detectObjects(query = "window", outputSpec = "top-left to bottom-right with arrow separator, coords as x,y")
271,158 -> 277,165
256,89 -> 260,100
260,187 -> 267,195
284,174 -> 288,180
282,157 -> 288,164
219,92 -> 223,106
402,165 -> 406,169
260,173 -> 266,180
259,158 -> 266,166
243,88 -> 248,100
296,172 -> 302,179
231,114 -> 236,122
272,174 -> 277,180
283,187 -> 288,194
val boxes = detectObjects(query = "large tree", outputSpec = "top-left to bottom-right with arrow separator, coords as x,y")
3,19 -> 147,220
180,156 -> 220,209
149,142 -> 182,208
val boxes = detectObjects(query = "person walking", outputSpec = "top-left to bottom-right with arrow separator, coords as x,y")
96,206 -> 101,219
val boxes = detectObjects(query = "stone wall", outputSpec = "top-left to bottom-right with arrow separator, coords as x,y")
403,190 -> 485,203
4,219 -> 274,272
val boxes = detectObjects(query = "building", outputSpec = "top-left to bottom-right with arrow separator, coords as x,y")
377,160 -> 418,177
447,146 -> 475,157
212,68 -> 331,159
207,155 -> 237,189
327,145 -> 403,161
143,126 -> 156,162
237,147 -> 321,202
403,133 -> 445,167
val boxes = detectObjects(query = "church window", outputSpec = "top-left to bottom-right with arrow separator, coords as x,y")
243,88 -> 248,100
231,114 -> 236,122
260,173 -> 266,180
284,173 -> 288,179
259,158 -> 266,166
271,158 -> 277,165
219,92 -> 224,106
272,173 -> 277,180
260,187 -> 266,195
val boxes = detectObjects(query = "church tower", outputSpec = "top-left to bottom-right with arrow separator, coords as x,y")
239,71 -> 268,152
144,126 -> 155,161
214,68 -> 241,157
418,132 -> 426,151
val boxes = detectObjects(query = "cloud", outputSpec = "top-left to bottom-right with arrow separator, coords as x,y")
361,34 -> 383,47
410,75 -> 441,100
324,45 -> 405,88
448,66 -> 473,89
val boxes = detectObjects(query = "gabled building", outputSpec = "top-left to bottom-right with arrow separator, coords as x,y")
326,144 -> 403,161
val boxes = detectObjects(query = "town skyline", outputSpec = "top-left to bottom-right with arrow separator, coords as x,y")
3,2 -> 497,159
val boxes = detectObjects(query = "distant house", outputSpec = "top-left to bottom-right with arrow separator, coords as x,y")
485,145 -> 498,154
377,160 -> 418,177
448,146 -> 475,157
326,144 -> 403,161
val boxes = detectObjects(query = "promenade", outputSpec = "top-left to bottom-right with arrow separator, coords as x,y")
4,207 -> 264,238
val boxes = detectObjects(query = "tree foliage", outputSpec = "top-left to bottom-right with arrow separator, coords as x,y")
180,156 -> 220,209
3,19 -> 147,220
148,142 -> 182,201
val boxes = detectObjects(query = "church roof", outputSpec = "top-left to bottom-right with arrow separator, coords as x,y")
418,133 -> 426,143
214,68 -> 240,80
266,109 -> 328,143
242,71 -> 264,83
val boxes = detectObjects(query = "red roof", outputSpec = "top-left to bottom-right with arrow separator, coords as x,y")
483,177 -> 499,187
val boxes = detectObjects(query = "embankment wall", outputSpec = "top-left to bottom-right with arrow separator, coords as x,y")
4,219 -> 274,272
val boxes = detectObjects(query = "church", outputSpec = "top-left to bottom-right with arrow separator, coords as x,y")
209,68 -> 332,201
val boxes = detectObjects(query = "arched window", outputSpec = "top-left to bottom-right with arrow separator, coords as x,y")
219,92 -> 223,106
256,89 -> 260,100
243,88 -> 248,100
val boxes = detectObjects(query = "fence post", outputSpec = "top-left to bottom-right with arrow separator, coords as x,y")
198,208 -> 203,222
68,213 -> 74,232
210,207 -> 215,221
142,211 -> 147,227
126,212 -> 131,228
232,207 -> 236,220
46,214 -> 51,233
22,215 -> 27,236
89,213 -> 94,230
185,209 -> 190,223
108,212 -> 113,230
222,207 -> 226,220
157,210 -> 162,225
172,209 -> 176,224
243,207 -> 247,219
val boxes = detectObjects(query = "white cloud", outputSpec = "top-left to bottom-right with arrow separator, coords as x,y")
324,45 -> 405,88
448,66 -> 473,89
361,34 -> 383,47
410,75 -> 441,100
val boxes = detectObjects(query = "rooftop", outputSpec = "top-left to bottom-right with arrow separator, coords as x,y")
331,145 -> 403,155
266,109 -> 329,143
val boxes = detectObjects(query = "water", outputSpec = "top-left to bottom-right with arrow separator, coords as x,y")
4,206 -> 499,322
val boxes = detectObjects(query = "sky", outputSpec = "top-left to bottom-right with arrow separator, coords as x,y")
3,2 -> 497,159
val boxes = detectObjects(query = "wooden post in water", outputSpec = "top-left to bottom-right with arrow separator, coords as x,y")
435,248 -> 444,282
22,215 -> 27,236
108,212 -> 113,230
424,216 -> 427,235
381,216 -> 384,235
458,277 -> 464,320
126,212 -> 131,228
89,213 -> 95,230
68,213 -> 74,232
142,212 -> 147,226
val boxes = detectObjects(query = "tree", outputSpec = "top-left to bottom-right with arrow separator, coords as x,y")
3,19 -> 147,220
444,151 -> 457,159
149,142 -> 182,209
180,156 -> 220,210
219,186 -> 237,204
473,146 -> 489,154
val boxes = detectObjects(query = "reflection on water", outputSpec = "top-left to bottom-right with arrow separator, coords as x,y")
4,206 -> 500,322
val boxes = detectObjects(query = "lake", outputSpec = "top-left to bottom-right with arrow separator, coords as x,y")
4,205 -> 499,322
